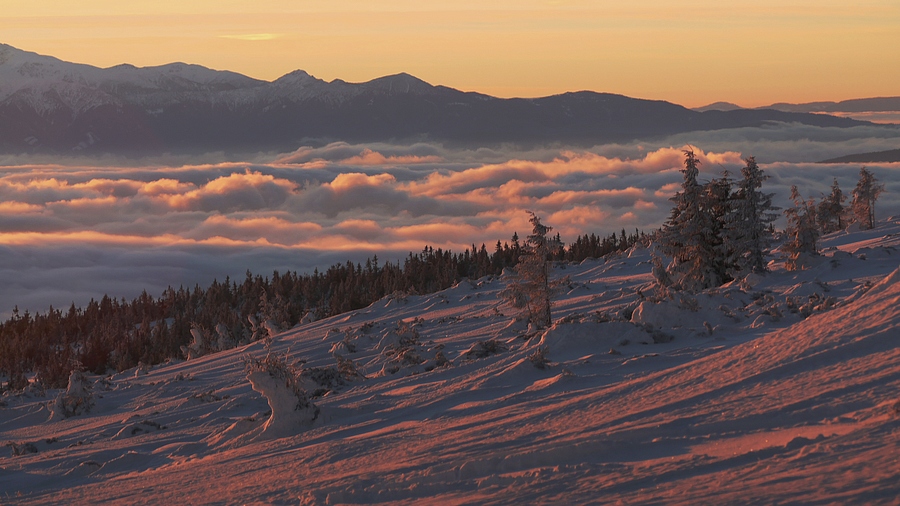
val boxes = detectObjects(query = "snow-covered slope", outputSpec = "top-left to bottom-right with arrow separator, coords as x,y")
2,222 -> 900,504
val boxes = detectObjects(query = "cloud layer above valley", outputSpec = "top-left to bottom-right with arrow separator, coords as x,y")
2,130 -> 899,317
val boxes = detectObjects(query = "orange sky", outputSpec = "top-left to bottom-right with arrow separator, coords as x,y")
2,1 -> 899,107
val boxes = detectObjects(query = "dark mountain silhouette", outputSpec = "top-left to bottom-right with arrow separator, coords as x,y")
820,148 -> 900,164
692,101 -> 744,112
0,43 -> 875,155
763,97 -> 900,113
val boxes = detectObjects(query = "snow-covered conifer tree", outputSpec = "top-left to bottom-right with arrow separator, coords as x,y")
705,170 -> 734,279
656,148 -> 723,291
851,167 -> 885,230
783,185 -> 820,270
499,212 -> 562,329
724,156 -> 778,274
817,178 -> 846,234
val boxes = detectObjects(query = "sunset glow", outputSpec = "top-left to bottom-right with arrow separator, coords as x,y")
2,1 -> 898,107
4,3 -> 900,503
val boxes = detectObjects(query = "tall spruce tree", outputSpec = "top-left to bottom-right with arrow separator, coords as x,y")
499,212 -> 562,329
783,185 -> 820,271
724,156 -> 778,274
817,178 -> 846,234
706,170 -> 734,279
851,167 -> 885,230
656,149 -> 724,292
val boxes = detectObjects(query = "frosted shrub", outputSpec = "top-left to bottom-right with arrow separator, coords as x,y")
335,355 -> 365,381
52,368 -> 94,419
7,441 -> 39,456
465,339 -> 508,359
379,321 -> 423,365
528,345 -> 550,369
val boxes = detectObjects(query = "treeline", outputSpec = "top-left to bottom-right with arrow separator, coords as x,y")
0,228 -> 643,390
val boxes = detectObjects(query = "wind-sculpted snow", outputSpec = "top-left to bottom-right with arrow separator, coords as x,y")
2,223 -> 899,504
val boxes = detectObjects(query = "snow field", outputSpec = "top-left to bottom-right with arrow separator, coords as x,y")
2,221 -> 900,504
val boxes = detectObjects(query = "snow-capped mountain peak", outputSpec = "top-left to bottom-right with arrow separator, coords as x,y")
0,43 -> 874,154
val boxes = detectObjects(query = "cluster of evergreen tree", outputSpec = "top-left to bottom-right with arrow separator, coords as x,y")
655,150 -> 778,292
0,228 -> 642,390
562,229 -> 646,261
782,166 -> 885,270
657,153 -> 887,285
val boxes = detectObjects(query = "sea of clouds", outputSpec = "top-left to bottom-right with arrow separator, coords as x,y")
1,122 -> 899,317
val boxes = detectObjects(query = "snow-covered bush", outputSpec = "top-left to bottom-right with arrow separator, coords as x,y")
214,323 -> 235,351
465,339 -> 509,359
7,441 -> 39,456
51,368 -> 94,419
528,346 -> 550,369
244,347 -> 319,436
335,355 -> 365,381
379,320 -> 422,360
247,312 -> 282,343
299,366 -> 346,397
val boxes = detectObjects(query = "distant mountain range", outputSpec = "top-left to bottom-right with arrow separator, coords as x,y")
820,148 -> 900,164
694,97 -> 900,114
0,43 -> 886,155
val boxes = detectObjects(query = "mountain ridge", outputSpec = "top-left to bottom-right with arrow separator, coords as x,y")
693,96 -> 900,114
0,43 -> 879,155
819,148 -> 900,164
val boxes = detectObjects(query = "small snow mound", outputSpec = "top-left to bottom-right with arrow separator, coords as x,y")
631,296 -> 732,335
627,245 -> 650,259
538,322 -> 654,361
205,418 -> 259,447
64,460 -> 102,477
91,451 -> 161,476
785,435 -> 824,451
858,267 -> 900,299
113,420 -> 166,439
741,272 -> 766,288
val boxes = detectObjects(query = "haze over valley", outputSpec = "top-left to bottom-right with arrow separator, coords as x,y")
1,46 -> 899,318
